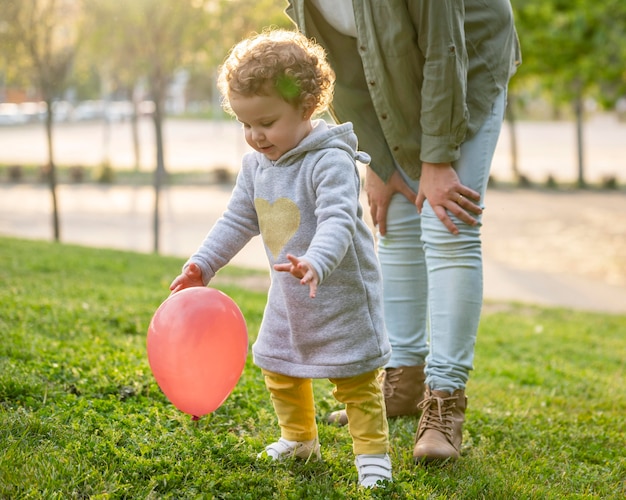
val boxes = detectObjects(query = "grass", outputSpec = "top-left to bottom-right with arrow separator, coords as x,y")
1,236 -> 624,499
0,163 -> 237,187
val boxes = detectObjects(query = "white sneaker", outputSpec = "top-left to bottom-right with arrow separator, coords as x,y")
257,437 -> 321,462
355,453 -> 392,488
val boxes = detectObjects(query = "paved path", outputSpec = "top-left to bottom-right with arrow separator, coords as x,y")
1,184 -> 625,314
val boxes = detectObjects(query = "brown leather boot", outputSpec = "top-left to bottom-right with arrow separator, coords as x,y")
327,365 -> 425,425
413,387 -> 467,463
381,365 -> 425,417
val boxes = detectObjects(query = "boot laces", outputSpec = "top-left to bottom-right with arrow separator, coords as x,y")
381,368 -> 403,399
417,392 -> 457,439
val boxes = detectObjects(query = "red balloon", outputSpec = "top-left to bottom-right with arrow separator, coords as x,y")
147,287 -> 248,419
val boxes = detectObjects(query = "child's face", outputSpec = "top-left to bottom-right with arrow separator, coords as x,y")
229,90 -> 313,162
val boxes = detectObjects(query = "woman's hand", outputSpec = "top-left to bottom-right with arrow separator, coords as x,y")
274,254 -> 319,298
416,162 -> 482,235
364,166 -> 416,236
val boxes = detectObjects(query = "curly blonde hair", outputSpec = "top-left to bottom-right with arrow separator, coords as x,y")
217,29 -> 335,116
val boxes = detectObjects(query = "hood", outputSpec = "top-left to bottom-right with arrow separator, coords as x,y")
274,119 -> 371,166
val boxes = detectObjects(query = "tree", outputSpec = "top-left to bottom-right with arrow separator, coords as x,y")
79,0 -> 146,172
82,0 -> 213,253
512,0 -> 626,187
81,0 -> 291,254
0,0 -> 81,241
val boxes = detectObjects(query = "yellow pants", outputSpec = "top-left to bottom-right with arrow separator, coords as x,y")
261,368 -> 389,455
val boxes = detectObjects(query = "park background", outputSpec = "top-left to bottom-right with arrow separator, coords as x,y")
1,0 -> 625,313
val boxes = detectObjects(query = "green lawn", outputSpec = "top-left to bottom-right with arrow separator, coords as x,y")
1,236 -> 624,499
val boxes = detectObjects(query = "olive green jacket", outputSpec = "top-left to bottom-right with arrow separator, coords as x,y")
285,0 -> 521,180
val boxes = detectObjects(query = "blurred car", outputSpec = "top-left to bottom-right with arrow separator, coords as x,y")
51,100 -> 73,122
0,103 -> 28,125
19,101 -> 46,123
72,100 -> 105,121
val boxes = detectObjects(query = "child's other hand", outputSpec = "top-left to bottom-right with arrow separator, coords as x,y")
273,254 -> 319,298
169,263 -> 204,294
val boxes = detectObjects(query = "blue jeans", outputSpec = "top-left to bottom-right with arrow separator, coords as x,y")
378,91 -> 506,393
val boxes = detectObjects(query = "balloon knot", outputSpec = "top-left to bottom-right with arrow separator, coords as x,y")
191,415 -> 200,421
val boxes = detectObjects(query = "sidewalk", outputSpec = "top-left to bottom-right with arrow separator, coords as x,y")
480,188 -> 626,313
1,184 -> 625,314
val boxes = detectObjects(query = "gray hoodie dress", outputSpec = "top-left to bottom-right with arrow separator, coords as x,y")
186,120 -> 391,379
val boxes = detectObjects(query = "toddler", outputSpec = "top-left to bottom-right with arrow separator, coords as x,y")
169,29 -> 392,488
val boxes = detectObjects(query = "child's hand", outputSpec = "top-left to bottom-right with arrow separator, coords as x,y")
273,254 -> 319,298
169,263 -> 204,294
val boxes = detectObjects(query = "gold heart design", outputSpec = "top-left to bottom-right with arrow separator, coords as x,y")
255,197 -> 301,259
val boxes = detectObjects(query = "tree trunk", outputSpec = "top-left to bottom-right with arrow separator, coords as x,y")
574,93 -> 586,188
45,99 -> 61,242
151,86 -> 167,254
102,112 -> 111,168
131,84 -> 141,171
505,92 -> 521,184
